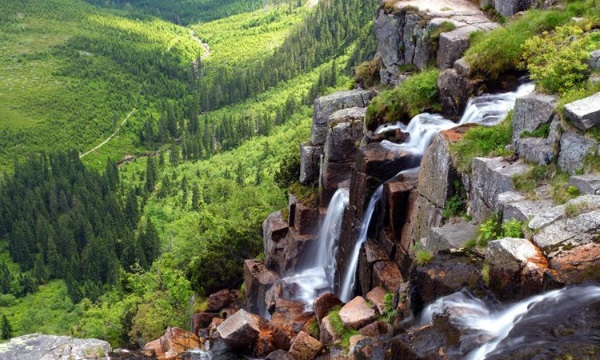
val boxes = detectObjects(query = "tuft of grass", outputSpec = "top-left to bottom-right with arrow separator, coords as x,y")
307,318 -> 320,340
429,21 -> 457,50
481,263 -> 490,287
382,292 -> 398,324
442,180 -> 467,220
355,56 -> 381,88
413,244 -> 434,265
288,181 -> 318,208
449,114 -> 513,173
502,219 -> 524,238
327,307 -> 358,350
366,68 -> 441,130
520,123 -> 551,138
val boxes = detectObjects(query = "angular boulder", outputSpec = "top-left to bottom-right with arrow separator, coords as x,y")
426,221 -> 477,254
437,26 -> 479,70
558,131 -> 598,174
549,243 -> 600,284
216,310 -> 260,350
143,327 -> 200,360
318,315 -> 341,346
312,292 -> 343,323
365,287 -> 387,316
515,137 -> 556,165
243,260 -> 279,317
511,92 -> 556,142
438,67 -> 473,118
263,211 -> 289,247
338,296 -> 377,330
564,92 -> 600,131
589,49 -> 600,70
207,289 -> 232,312
323,108 -> 365,163
568,174 -> 600,195
0,334 -> 112,360
502,198 -> 554,223
288,332 -> 323,360
372,261 -> 403,292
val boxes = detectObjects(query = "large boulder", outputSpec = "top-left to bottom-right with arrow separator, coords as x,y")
319,316 -> 341,346
323,108 -> 365,163
217,310 -> 260,350
312,292 -> 343,323
310,90 -> 373,146
288,332 -> 323,360
558,131 -> 598,174
486,238 -> 550,300
0,334 -> 111,360
511,92 -> 557,142
514,137 -> 556,165
243,260 -> 279,316
568,174 -> 600,195
207,289 -> 233,312
438,67 -> 473,118
143,328 -> 200,360
502,198 -> 554,223
489,0 -> 533,17
549,243 -> 600,284
425,221 -> 477,254
338,296 -> 377,330
263,211 -> 289,248
437,26 -> 479,70
470,157 -> 531,222
564,92 -> 600,131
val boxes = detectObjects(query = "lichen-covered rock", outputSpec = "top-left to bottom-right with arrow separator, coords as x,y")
470,157 -> 531,222
310,90 -> 374,146
324,108 -> 366,163
288,332 -> 323,360
502,198 -> 554,223
534,208 -> 600,257
339,296 -> 378,330
564,92 -> 600,131
299,144 -> 322,185
0,334 -> 112,360
426,221 -> 477,254
558,131 -> 598,174
512,92 -> 557,142
144,327 -> 200,360
514,137 -> 556,165
217,310 -> 260,350
549,243 -> 600,284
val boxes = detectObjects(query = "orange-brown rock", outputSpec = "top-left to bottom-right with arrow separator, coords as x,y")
193,312 -> 219,335
312,292 -> 343,323
372,261 -> 403,292
288,331 -> 323,360
270,299 -> 314,339
339,296 -> 377,330
206,289 -> 232,312
550,243 -> 600,284
142,327 -> 200,360
365,287 -> 386,315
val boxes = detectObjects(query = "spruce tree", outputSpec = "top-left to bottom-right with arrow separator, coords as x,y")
1,315 -> 12,340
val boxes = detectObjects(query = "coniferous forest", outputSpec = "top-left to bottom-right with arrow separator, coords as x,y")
0,0 -> 378,347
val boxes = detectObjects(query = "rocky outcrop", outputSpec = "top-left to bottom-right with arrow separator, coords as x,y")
0,334 -> 111,360
425,221 -> 477,254
313,292 -> 343,323
288,332 -> 323,360
300,144 -> 322,185
438,60 -> 474,117
217,310 -> 261,350
558,131 -> 597,174
568,174 -> 600,195
244,259 -> 279,316
512,92 -> 557,142
375,0 -> 497,85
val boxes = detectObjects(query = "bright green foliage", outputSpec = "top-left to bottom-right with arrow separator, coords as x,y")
520,123 -> 551,138
450,115 -> 513,173
413,244 -> 434,265
382,292 -> 398,324
442,180 -> 468,219
502,219 -> 524,238
477,217 -> 502,247
521,25 -> 592,94
1,314 -> 12,340
327,307 -> 359,350
366,69 -> 441,130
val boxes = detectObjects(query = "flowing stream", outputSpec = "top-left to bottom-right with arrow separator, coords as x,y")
419,284 -> 600,359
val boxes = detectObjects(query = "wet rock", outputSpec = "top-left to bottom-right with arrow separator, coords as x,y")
266,228 -> 316,276
311,90 -> 374,146
253,320 -> 291,358
426,221 -> 477,254
437,26 -> 479,70
143,327 -> 200,360
568,174 -> 600,195
470,157 -> 531,222
549,243 -> 600,284
359,240 -> 390,294
486,238 -> 550,300
438,67 -> 473,118
263,211 -> 289,246
293,202 -> 319,236
511,92 -> 556,142
558,131 -> 598,175
515,137 -> 556,165
384,173 -> 419,252
373,261 -> 404,292
288,331 -> 323,360
207,289 -> 232,312
270,299 -> 314,340
359,320 -> 393,338
0,334 -> 112,360
502,199 -> 554,223
409,252 -> 482,315
300,144 -> 322,185
320,161 -> 354,206
339,296 -> 377,330
217,310 -> 260,350
357,142 -> 420,183
244,260 -> 279,316
564,92 -> 600,131
313,292 -> 343,323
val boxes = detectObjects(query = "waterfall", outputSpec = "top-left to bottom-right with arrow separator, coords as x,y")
379,114 -> 455,156
281,188 -> 349,305
459,83 -> 535,125
338,185 -> 384,302
419,284 -> 600,360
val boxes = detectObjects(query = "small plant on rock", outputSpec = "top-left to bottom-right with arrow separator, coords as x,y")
382,292 -> 398,324
413,243 -> 434,265
502,219 -> 524,238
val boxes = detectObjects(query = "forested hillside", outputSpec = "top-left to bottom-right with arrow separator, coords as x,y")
0,0 -> 378,347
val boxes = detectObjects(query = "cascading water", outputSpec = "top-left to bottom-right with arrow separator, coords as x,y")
280,188 -> 349,306
379,114 -> 455,155
459,83 -> 535,125
419,284 -> 600,360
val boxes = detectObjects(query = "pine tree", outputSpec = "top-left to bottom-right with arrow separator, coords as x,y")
1,315 -> 12,340
145,157 -> 158,193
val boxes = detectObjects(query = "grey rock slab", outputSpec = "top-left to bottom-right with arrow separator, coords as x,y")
437,25 -> 479,69
300,143 -> 322,185
515,137 -> 556,165
486,238 -> 542,272
217,309 -> 260,349
533,209 -> 600,256
564,92 -> 600,131
0,334 -> 111,360
589,49 -> 600,70
324,111 -> 364,164
503,199 -> 554,224
492,0 -> 533,17
426,221 -> 478,253
496,191 -> 527,213
558,131 -> 597,174
512,92 -> 557,142
569,174 -> 600,195
528,195 -> 600,230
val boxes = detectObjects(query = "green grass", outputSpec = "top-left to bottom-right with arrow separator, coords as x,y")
449,114 -> 514,173
327,307 -> 359,350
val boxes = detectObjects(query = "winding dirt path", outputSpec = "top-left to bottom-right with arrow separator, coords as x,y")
79,108 -> 136,159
